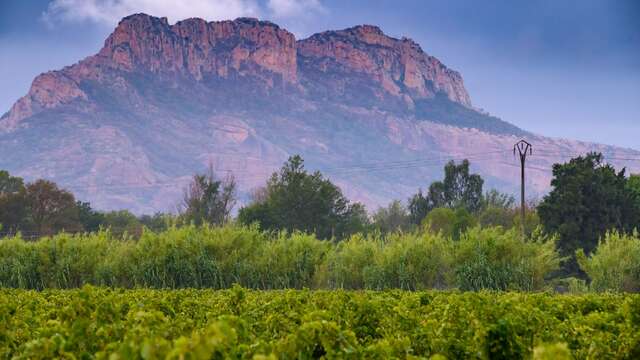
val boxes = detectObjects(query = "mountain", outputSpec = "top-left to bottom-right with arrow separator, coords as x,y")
1,14 -> 638,213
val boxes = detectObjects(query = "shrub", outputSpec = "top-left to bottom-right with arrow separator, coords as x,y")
423,207 -> 477,240
577,231 -> 640,292
319,231 -> 452,290
453,227 -> 560,291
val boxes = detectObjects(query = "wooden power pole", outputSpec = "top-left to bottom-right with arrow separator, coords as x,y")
514,140 -> 532,239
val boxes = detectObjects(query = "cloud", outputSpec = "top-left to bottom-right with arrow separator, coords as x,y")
266,0 -> 325,18
43,0 -> 325,26
43,0 -> 262,26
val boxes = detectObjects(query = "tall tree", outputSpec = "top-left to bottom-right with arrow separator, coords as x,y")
24,179 -> 81,236
0,170 -> 27,235
76,201 -> 106,233
482,189 -> 516,209
102,210 -> 143,238
181,169 -> 236,226
372,200 -> 412,233
408,190 -> 432,225
408,159 -> 484,224
238,155 -> 367,239
437,159 -> 484,212
628,174 -> 640,205
538,153 -> 640,274
0,170 -> 24,194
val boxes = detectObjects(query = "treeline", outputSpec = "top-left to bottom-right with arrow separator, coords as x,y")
1,152 -> 640,279
0,171 -> 160,238
0,156 -> 511,240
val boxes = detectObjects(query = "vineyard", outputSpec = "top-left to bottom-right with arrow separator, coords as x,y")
2,226 -> 640,358
1,287 -> 639,359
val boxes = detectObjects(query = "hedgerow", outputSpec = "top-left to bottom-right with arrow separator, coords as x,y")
0,225 -> 560,291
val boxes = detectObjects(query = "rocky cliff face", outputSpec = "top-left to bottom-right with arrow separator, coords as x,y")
1,14 -> 637,213
297,25 -> 471,108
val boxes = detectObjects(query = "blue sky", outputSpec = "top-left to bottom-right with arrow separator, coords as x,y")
1,0 -> 639,149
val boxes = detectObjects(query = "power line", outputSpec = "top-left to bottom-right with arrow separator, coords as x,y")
39,148 -> 640,193
59,150 -> 511,191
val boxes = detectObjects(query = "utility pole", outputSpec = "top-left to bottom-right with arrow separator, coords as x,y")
514,140 -> 532,239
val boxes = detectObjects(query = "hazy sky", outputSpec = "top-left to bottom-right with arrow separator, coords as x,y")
1,0 -> 639,149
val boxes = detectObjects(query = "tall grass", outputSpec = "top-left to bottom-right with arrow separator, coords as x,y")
0,225 -> 560,291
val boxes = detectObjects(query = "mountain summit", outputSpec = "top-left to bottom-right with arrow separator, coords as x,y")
1,14 -> 638,212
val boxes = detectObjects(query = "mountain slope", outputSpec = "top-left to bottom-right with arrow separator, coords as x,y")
1,14 -> 638,213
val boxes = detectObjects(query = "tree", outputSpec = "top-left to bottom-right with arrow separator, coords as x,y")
139,212 -> 173,233
238,155 -> 367,240
372,200 -> 412,233
102,210 -> 143,238
538,153 -> 640,274
408,159 -> 485,224
408,190 -> 433,225
478,207 -> 514,229
437,159 -> 484,212
24,179 -> 81,236
0,170 -> 27,235
628,174 -> 640,205
76,201 -> 106,233
477,189 -> 517,230
181,169 -> 236,226
482,189 -> 515,209
422,207 -> 476,240
0,170 -> 24,194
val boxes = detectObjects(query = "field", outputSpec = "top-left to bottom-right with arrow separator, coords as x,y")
1,287 -> 639,359
1,226 -> 638,358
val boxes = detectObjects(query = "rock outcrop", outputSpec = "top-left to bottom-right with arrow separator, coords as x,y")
297,25 -> 471,107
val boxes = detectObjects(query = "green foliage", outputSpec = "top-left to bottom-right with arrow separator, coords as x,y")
0,170 -> 177,238
409,159 -> 485,225
453,227 -> 560,291
24,179 -> 81,236
180,170 -> 236,226
102,210 -> 143,239
512,206 -> 541,237
371,200 -> 412,234
533,343 -> 571,360
0,170 -> 27,235
0,225 -> 562,291
408,189 -> 431,225
76,201 -> 106,233
577,231 -> 640,292
423,207 -> 477,240
629,174 -> 640,205
483,189 -> 516,210
0,170 -> 24,194
0,288 -> 639,358
238,155 -> 367,240
138,212 -> 173,232
320,231 -> 453,290
538,153 -> 640,275
478,206 -> 514,229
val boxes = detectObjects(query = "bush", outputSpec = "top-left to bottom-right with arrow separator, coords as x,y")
321,231 -> 453,290
577,231 -> 640,292
453,227 -> 560,291
423,207 -> 476,240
